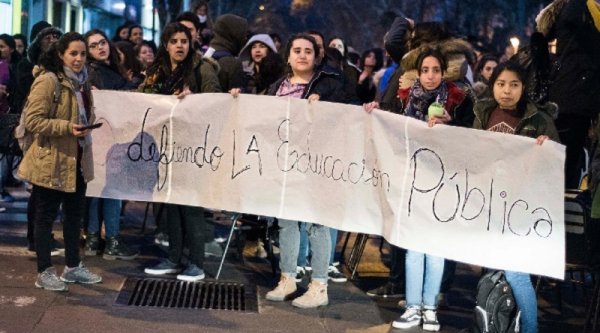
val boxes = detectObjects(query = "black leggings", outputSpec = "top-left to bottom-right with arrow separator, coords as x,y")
32,173 -> 86,272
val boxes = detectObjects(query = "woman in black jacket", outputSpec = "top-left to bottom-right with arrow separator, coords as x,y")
141,22 -> 221,282
82,29 -> 139,261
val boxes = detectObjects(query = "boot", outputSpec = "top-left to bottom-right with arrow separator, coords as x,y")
84,233 -> 100,256
102,236 -> 138,260
292,280 -> 328,308
265,274 -> 297,301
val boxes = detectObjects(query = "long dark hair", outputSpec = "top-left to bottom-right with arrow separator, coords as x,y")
112,23 -> 131,42
255,50 -> 284,93
39,32 -> 86,74
474,54 -> 498,83
0,34 -> 21,65
359,48 -> 384,72
115,40 -> 142,77
84,29 -> 123,75
488,60 -> 528,112
146,23 -> 195,87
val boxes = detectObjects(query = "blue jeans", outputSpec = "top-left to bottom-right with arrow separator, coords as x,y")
505,271 -> 538,333
279,219 -> 330,283
297,222 -> 309,267
87,198 -> 122,238
329,228 -> 338,265
299,226 -> 338,267
405,250 -> 444,309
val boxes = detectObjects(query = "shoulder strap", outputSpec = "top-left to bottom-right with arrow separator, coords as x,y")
46,72 -> 62,119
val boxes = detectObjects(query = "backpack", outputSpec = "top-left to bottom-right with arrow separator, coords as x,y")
472,270 -> 520,333
14,72 -> 62,154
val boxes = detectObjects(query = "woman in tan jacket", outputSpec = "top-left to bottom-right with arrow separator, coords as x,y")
18,32 -> 102,291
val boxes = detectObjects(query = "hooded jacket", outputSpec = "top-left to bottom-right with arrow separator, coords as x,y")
17,67 -> 95,192
238,34 -> 282,95
239,34 -> 277,60
13,27 -> 63,113
399,38 -> 475,90
206,14 -> 248,91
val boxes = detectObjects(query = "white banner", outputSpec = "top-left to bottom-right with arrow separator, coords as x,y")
89,91 -> 566,279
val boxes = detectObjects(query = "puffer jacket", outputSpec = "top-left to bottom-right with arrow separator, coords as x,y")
473,98 -> 560,141
17,68 -> 95,192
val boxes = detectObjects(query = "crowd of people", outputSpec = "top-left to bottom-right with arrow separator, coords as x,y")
1,0 -> 599,332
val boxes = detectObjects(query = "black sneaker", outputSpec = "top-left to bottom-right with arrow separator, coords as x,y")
144,259 -> 182,275
50,234 -> 64,257
176,264 -> 205,282
366,281 -> 405,298
295,266 -> 307,282
84,233 -> 101,256
327,265 -> 347,283
103,236 -> 138,260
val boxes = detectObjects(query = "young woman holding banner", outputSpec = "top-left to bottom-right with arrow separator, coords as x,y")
140,22 -> 220,282
365,47 -> 473,331
231,33 -> 347,308
472,61 -> 558,333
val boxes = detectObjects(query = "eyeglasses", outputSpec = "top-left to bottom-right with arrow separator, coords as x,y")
89,39 -> 108,50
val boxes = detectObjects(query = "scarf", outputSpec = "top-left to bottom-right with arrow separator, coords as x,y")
63,65 -> 91,147
141,63 -> 186,95
404,80 -> 449,121
588,0 -> 600,31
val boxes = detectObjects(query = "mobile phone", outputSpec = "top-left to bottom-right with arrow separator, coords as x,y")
81,122 -> 103,130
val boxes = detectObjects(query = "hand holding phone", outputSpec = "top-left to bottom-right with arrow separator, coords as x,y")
80,122 -> 103,130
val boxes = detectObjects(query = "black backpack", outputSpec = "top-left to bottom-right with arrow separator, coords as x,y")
472,271 -> 520,333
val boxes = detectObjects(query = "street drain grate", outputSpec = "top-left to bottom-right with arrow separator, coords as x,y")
115,277 -> 258,312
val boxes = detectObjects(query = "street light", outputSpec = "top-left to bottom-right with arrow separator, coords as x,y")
509,36 -> 520,53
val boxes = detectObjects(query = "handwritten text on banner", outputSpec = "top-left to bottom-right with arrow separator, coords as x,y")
88,91 -> 566,279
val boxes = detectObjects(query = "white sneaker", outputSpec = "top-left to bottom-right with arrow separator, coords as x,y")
392,306 -> 422,329
422,309 -> 441,331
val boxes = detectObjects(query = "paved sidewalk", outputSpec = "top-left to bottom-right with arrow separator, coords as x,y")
0,186 -> 590,333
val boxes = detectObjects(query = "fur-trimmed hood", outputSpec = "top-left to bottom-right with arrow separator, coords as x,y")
536,0 -> 571,36
27,27 -> 63,65
400,38 -> 474,81
401,38 -> 474,71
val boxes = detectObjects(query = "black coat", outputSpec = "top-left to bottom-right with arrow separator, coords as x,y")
267,69 -> 348,104
88,61 -> 137,91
